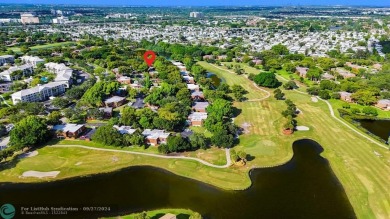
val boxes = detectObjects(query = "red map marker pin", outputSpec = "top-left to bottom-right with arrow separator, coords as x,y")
143,50 -> 156,67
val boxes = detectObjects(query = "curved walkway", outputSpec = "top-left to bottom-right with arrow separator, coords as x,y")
50,144 -> 232,168
214,64 -> 388,149
317,97 -> 388,149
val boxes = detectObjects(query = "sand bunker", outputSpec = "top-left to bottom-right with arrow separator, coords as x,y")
296,126 -> 310,131
22,171 -> 60,178
311,97 -> 318,102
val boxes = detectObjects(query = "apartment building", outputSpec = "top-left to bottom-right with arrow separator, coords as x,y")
0,64 -> 34,82
11,81 -> 67,105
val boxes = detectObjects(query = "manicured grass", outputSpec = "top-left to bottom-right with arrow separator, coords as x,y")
9,42 -> 76,53
198,61 -> 268,100
190,126 -> 213,137
329,99 -> 390,118
57,139 -> 160,154
105,208 -> 198,219
0,145 -> 250,190
200,62 -> 390,218
183,147 -> 227,166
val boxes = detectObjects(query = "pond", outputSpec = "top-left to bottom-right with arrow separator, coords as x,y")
0,139 -> 355,219
359,119 -> 390,142
207,72 -> 223,87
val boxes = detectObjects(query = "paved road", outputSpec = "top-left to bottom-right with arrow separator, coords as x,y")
50,145 -> 232,168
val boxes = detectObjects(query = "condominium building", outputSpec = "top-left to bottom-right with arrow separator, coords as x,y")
20,56 -> 44,68
11,81 -> 67,105
0,64 -> 34,82
45,62 -> 73,88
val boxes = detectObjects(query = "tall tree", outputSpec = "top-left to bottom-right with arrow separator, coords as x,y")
10,116 -> 49,150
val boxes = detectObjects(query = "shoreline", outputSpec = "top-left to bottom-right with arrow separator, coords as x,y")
0,143 -> 295,191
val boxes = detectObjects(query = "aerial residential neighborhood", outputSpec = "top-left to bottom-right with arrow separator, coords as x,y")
0,2 -> 389,219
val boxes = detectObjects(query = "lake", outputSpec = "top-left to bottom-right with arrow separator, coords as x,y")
359,119 -> 390,141
207,72 -> 222,87
0,139 -> 355,219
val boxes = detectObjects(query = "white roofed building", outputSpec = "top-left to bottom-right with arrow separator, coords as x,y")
45,62 -> 73,88
142,129 -> 170,146
20,56 -> 44,68
11,81 -> 67,105
0,64 -> 33,82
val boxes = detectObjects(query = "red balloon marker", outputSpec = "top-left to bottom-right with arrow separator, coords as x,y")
143,50 -> 156,67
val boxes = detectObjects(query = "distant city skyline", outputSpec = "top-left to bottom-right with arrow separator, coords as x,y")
1,0 -> 389,6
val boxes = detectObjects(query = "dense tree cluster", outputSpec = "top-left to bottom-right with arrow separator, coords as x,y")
253,72 -> 280,88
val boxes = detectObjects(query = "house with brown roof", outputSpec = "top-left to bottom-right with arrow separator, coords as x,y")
335,68 -> 356,79
321,73 -> 335,80
188,112 -> 208,126
339,91 -> 353,102
99,107 -> 113,118
192,102 -> 209,113
53,124 -> 86,139
141,129 -> 170,146
296,67 -> 309,78
203,55 -> 214,60
117,76 -> 132,84
191,91 -> 204,101
104,96 -> 126,108
376,99 -> 390,110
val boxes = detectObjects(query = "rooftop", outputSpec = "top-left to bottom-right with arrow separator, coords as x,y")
53,124 -> 84,133
193,101 -> 209,109
188,112 -> 208,121
142,129 -> 170,139
104,96 -> 126,104
113,125 -> 137,135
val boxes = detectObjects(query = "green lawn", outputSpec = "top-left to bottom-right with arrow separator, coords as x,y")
329,99 -> 390,118
198,62 -> 390,218
198,61 -> 269,100
9,42 -> 76,53
104,208 -> 198,219
0,145 -> 250,190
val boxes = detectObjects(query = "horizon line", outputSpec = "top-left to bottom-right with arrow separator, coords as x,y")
1,3 -> 390,7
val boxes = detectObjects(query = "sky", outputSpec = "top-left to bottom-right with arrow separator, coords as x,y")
0,0 -> 389,6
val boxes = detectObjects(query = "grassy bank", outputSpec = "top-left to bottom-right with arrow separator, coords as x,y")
103,208 -> 198,219
198,61 -> 390,219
